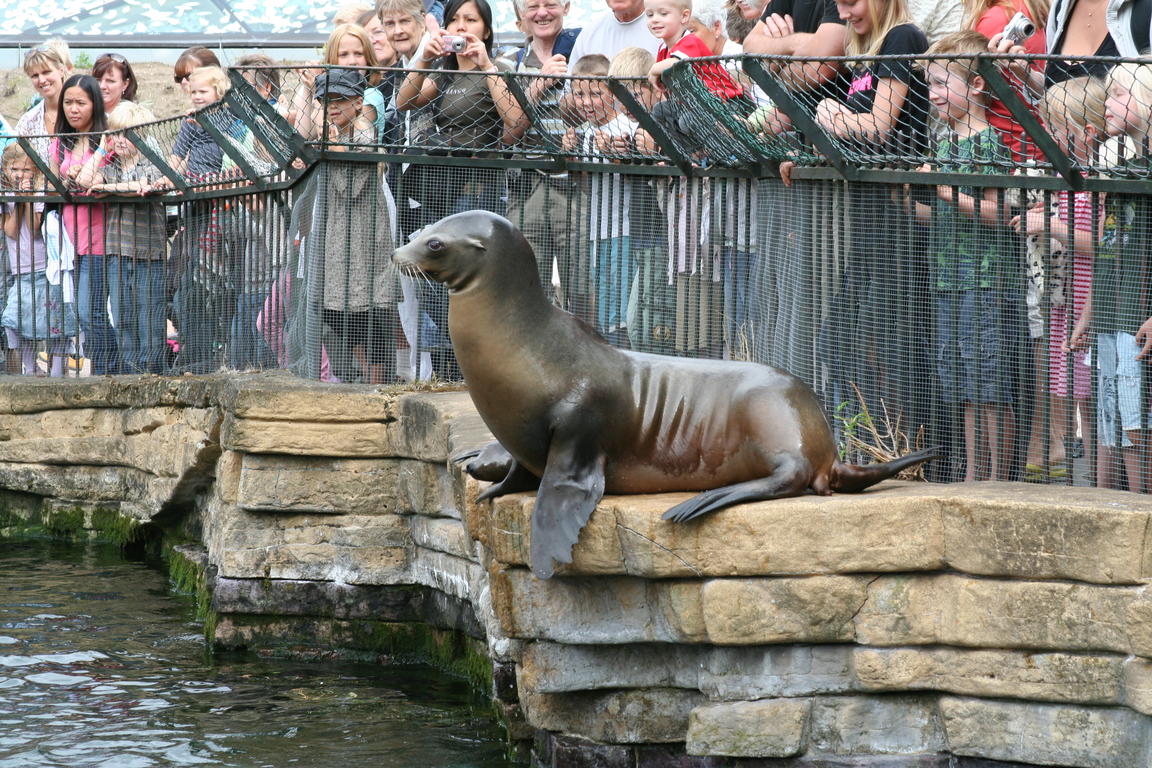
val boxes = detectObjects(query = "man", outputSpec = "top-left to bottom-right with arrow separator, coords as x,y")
741,0 -> 844,89
568,0 -> 660,67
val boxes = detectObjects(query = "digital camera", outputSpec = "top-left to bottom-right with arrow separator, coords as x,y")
1002,11 -> 1036,45
443,35 -> 467,53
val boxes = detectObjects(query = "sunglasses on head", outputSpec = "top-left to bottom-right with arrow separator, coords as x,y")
99,52 -> 129,65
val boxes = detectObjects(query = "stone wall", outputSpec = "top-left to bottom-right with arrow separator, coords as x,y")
1,373 -> 1150,767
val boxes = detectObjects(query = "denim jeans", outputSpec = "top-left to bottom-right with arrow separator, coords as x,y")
229,291 -> 275,370
77,254 -> 121,375
107,256 -> 167,374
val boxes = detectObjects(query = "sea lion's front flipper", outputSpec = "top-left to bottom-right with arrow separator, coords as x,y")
529,435 -> 606,579
662,454 -> 809,523
453,441 -> 515,483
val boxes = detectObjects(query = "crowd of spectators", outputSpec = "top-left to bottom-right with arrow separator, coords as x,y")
2,0 -> 1152,488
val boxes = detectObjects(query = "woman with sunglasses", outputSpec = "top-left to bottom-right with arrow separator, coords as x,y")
172,46 -> 221,94
91,53 -> 138,113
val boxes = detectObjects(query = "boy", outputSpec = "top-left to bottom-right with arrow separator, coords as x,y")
911,31 -> 1013,481
645,0 -> 751,154
81,103 -> 170,374
563,55 -> 638,344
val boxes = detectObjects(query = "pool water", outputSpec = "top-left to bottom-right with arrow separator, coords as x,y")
0,539 -> 518,767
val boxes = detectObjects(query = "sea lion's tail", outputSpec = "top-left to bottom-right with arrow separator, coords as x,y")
829,447 -> 940,493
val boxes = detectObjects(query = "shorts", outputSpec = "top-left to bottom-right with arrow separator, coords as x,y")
1096,332 -> 1149,447
935,290 -> 1011,404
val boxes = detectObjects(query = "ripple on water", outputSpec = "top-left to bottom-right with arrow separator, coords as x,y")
0,539 -> 518,768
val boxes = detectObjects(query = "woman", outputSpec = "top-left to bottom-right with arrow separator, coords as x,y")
91,52 -> 138,113
172,46 -> 221,93
993,0 -> 1152,86
396,0 -> 527,379
15,40 -> 73,158
50,74 -> 120,375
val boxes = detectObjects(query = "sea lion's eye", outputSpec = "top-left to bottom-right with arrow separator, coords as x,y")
427,238 -> 444,252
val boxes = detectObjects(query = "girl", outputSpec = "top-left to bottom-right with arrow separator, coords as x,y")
1011,76 -> 1105,481
1065,63 -> 1152,491
0,144 -> 77,377
50,74 -> 119,375
396,0 -> 527,378
91,52 -> 138,113
292,24 -> 389,142
15,40 -> 73,158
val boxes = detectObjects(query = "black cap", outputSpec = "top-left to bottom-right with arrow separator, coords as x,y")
315,68 -> 366,100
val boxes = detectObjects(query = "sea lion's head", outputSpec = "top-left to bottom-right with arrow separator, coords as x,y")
392,210 -> 536,294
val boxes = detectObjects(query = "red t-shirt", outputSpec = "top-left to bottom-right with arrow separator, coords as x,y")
656,32 -> 744,100
976,2 -> 1046,161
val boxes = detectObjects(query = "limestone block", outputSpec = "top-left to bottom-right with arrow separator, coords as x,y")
0,461 -> 152,502
211,577 -> 425,621
397,460 -> 458,517
940,696 -> 1152,768
488,567 -> 706,643
1122,658 -> 1152,715
480,484 -> 945,578
396,392 -> 476,462
215,450 -> 243,505
855,574 -> 1152,655
518,642 -> 855,701
0,373 -> 217,414
854,647 -> 1124,705
407,547 -> 482,601
236,454 -> 403,514
220,413 -> 400,457
685,699 -> 809,758
221,375 -> 400,422
213,511 -> 411,583
521,688 -> 703,743
941,485 -> 1152,584
0,436 -> 126,466
701,576 -> 871,645
808,695 -> 946,755
410,515 -> 475,560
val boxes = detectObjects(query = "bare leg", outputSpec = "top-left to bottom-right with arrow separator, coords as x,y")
982,404 -> 1001,481
963,403 -> 978,482
1122,431 -> 1146,493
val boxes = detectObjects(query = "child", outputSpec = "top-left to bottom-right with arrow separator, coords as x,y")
310,69 -> 401,383
1066,63 -> 1152,492
563,54 -> 639,344
80,102 -> 170,374
912,32 -> 1014,481
645,0 -> 751,154
1011,76 -> 1106,481
0,144 -> 76,376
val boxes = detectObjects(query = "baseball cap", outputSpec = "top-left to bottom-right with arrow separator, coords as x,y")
315,68 -> 366,100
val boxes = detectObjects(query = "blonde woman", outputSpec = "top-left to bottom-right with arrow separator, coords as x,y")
15,40 -> 74,158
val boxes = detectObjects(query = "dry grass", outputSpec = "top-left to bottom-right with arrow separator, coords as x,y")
2,62 -> 191,124
839,381 -> 928,480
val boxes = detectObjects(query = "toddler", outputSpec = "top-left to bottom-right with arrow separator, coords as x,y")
0,144 -> 76,376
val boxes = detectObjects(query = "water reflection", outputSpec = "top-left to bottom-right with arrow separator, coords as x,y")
0,539 -> 517,767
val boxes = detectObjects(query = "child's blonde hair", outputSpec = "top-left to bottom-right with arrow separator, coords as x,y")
188,65 -> 230,99
324,23 -> 383,85
1106,61 -> 1152,118
609,47 -> 654,78
22,38 -> 72,76
333,3 -> 373,25
923,30 -> 991,100
650,0 -> 693,11
107,102 -> 157,131
1040,76 -> 1107,133
846,0 -> 913,57
1,143 -> 43,186
573,54 -> 610,77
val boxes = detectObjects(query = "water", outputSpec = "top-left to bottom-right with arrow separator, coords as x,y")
0,539 -> 518,768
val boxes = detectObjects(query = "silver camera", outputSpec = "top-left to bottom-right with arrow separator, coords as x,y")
443,35 -> 467,53
1002,11 -> 1036,45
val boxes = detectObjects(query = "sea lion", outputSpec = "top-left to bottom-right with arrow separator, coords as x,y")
392,211 -> 937,579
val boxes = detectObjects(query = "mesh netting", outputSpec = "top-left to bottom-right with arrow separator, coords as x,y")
2,52 -> 1151,491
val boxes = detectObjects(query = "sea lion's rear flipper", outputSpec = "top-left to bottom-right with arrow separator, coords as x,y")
529,437 -> 607,579
454,441 -> 515,483
476,457 -> 541,501
830,447 -> 940,493
662,455 -> 809,523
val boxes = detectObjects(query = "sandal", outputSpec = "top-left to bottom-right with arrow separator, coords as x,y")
1024,463 -> 1047,483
